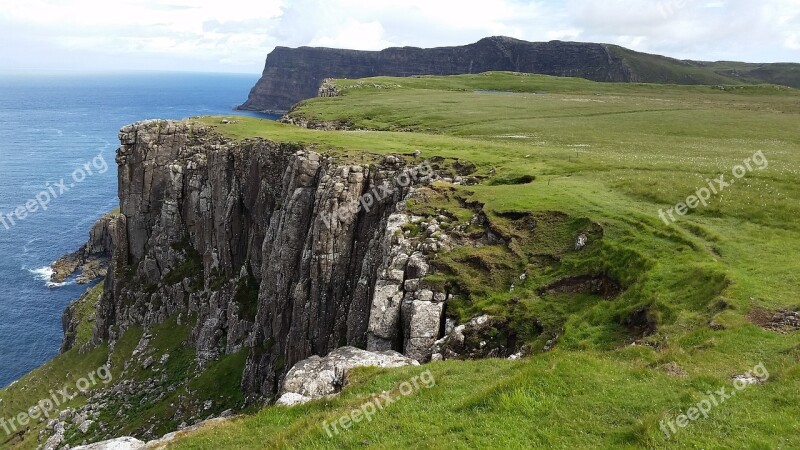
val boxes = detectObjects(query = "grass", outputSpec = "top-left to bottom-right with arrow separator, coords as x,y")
169,347 -> 800,449
171,72 -> 800,448
4,71 -> 799,449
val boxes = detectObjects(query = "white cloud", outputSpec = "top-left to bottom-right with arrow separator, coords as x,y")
308,20 -> 393,50
0,0 -> 797,72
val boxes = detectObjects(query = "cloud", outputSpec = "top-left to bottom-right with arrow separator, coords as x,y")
0,0 -> 797,73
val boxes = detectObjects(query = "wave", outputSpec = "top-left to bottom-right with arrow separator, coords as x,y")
28,265 -> 54,281
25,265 -> 74,288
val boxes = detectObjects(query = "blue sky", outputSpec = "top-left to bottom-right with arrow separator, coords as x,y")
1,0 -> 798,74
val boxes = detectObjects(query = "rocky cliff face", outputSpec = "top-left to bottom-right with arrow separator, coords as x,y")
239,36 -> 634,112
94,120 -> 450,400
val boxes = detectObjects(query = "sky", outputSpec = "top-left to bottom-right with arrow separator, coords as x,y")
1,0 -> 798,74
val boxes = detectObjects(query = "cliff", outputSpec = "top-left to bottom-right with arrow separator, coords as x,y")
95,120 -> 451,400
239,37 -> 636,112
239,36 -> 800,112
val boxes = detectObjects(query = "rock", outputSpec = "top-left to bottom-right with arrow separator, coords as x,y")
317,78 -> 340,98
142,356 -> 154,369
575,233 -> 588,250
402,301 -> 445,362
432,315 -> 529,360
58,408 -> 75,422
275,392 -> 312,406
748,308 -> 800,333
406,252 -> 430,279
732,374 -> 766,385
79,419 -> 95,433
43,421 -> 66,450
403,278 -> 420,292
280,346 -> 418,400
416,290 -> 434,302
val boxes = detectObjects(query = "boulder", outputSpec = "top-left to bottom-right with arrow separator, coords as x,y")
280,346 -> 418,403
402,301 -> 445,362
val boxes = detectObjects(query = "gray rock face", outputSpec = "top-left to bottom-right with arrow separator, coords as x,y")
279,346 -> 418,402
94,120 -> 444,400
239,37 -> 636,112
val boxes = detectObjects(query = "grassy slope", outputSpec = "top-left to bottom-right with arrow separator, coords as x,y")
168,73 -> 800,448
0,285 -> 248,449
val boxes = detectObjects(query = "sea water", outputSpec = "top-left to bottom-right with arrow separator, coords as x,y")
0,72 -> 276,387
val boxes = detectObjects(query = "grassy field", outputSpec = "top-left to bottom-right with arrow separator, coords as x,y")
182,72 -> 800,448
4,72 -> 799,449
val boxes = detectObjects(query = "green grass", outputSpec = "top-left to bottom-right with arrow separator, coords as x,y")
5,71 -> 799,449
166,72 -> 800,448
168,347 -> 800,449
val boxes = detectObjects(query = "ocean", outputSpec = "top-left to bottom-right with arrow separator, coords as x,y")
0,72 -> 276,387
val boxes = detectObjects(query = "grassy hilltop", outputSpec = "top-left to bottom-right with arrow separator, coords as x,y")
2,72 -> 799,449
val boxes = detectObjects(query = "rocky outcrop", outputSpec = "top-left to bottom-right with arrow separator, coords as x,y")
317,78 -> 340,98
277,346 -> 417,405
94,120 -> 449,402
239,36 -> 637,112
432,315 -> 530,361
748,308 -> 800,333
51,212 -> 121,284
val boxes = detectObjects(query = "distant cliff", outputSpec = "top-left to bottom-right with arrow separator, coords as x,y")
239,36 -> 800,112
239,37 -> 637,112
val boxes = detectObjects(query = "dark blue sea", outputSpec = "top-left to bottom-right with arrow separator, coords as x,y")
0,72 -> 275,387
